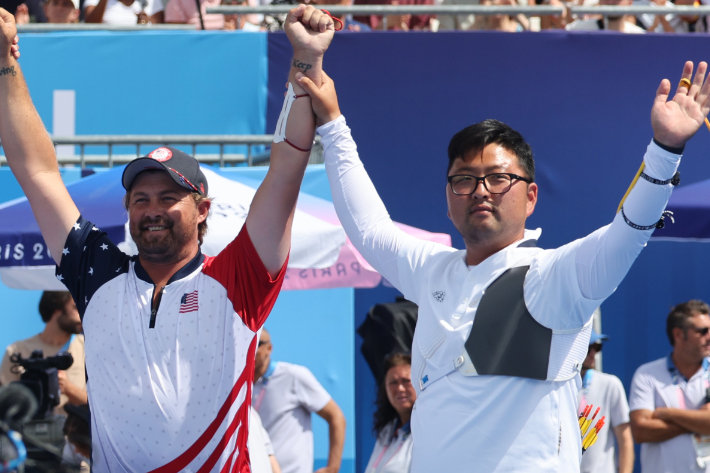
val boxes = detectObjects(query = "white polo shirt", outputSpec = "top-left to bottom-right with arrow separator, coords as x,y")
629,356 -> 710,473
577,370 -> 630,473
253,361 -> 331,473
365,420 -> 413,473
319,115 -> 680,472
58,217 -> 286,472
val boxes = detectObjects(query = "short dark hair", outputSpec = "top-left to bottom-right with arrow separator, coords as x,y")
447,119 -> 535,181
38,291 -> 73,323
372,352 -> 412,436
666,299 -> 710,346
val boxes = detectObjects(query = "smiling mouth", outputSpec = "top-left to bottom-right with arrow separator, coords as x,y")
145,226 -> 168,232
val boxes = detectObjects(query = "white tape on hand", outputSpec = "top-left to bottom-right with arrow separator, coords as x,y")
274,83 -> 297,144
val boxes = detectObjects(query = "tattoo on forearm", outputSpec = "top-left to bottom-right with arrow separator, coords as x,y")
292,59 -> 313,73
0,66 -> 16,77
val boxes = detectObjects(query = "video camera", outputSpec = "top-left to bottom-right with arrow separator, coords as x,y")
10,350 -> 73,420
5,350 -> 75,472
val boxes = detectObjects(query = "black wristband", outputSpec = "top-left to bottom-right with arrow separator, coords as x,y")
653,138 -> 685,155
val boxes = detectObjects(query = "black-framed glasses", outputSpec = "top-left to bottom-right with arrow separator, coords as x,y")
447,173 -> 532,195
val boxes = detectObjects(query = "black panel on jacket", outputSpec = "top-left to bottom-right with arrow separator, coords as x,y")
465,266 -> 552,380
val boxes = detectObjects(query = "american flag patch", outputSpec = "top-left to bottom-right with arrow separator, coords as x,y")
179,291 -> 199,313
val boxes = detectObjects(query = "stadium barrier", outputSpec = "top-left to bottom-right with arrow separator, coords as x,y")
0,136 -> 323,167
208,4 -> 710,16
17,24 -> 194,32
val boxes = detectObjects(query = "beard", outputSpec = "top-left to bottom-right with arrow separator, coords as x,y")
57,311 -> 83,335
130,214 -> 196,264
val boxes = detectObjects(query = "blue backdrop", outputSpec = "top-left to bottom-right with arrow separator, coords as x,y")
267,31 -> 710,471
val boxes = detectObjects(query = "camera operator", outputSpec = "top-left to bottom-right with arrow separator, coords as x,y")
0,291 -> 86,414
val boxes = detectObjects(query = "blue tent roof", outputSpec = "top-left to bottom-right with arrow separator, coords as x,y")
0,168 -> 128,267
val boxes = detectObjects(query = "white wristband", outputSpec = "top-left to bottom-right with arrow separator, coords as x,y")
274,82 -> 298,144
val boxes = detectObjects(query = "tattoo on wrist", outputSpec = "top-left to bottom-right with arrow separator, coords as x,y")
292,59 -> 313,73
0,66 -> 16,77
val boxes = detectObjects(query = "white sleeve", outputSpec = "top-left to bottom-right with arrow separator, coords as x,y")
575,140 -> 680,299
629,366 -> 657,413
146,0 -> 164,16
609,375 -> 631,427
318,116 -> 449,302
526,140 -> 680,330
292,365 -> 332,413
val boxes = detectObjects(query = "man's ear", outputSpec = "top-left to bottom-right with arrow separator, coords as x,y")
526,182 -> 538,218
197,198 -> 211,223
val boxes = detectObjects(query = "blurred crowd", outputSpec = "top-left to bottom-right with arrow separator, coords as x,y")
3,0 -> 708,34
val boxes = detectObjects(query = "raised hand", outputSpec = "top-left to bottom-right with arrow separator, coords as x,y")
284,4 -> 335,60
0,8 -> 19,61
652,61 -> 710,149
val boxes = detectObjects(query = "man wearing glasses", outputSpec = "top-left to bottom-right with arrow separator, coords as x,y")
294,58 -> 710,471
578,330 -> 634,473
630,300 -> 710,473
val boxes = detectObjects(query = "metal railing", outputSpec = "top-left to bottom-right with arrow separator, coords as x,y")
208,4 -> 710,16
569,5 -> 710,15
0,135 -> 324,167
17,24 -> 195,32
208,5 -> 565,16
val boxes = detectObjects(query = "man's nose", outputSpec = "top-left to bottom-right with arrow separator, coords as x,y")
471,178 -> 490,198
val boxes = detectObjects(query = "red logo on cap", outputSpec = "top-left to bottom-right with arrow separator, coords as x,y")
200,183 -> 205,193
149,147 -> 172,162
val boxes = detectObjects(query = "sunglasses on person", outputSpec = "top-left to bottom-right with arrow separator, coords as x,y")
688,326 -> 710,336
588,343 -> 603,353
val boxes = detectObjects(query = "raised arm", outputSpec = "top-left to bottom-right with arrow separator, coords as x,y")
528,62 -> 710,329
0,9 -> 79,264
244,4 -> 334,277
296,72 -> 446,299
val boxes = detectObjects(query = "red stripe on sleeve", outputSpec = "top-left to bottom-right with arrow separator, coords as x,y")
202,226 -> 288,332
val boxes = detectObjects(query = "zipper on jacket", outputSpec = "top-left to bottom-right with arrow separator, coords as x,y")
149,286 -> 165,329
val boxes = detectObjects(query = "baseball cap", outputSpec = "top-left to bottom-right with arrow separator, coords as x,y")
122,146 -> 208,196
589,330 -> 609,345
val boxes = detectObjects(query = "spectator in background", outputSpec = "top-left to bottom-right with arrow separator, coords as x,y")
310,0 -> 371,31
43,0 -> 79,23
253,329 -> 346,473
165,0 -> 223,29
355,0 -> 434,30
250,406 -> 282,473
0,291 -> 87,414
222,0 -> 262,30
635,0 -> 706,32
5,0 -> 47,24
84,0 -> 163,25
62,403 -> 91,472
578,330 -> 634,473
566,0 -> 645,31
475,0 -> 529,30
365,353 -> 415,473
629,300 -> 710,473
